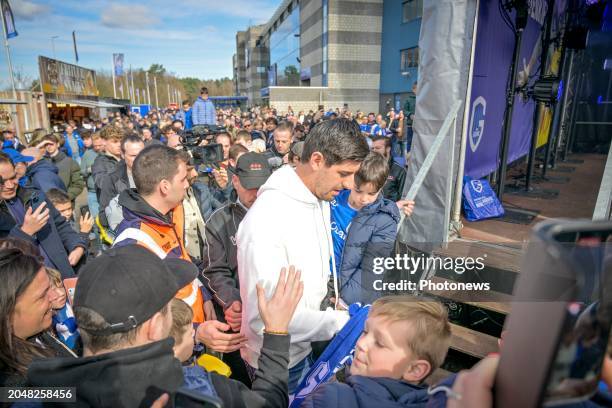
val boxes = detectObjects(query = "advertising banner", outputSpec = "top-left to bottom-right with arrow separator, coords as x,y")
38,56 -> 99,99
113,53 -> 124,77
465,0 -> 548,178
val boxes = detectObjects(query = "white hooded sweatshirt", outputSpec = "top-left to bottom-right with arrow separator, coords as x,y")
237,165 -> 349,369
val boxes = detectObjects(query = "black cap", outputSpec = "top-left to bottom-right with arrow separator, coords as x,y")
234,152 -> 272,189
74,245 -> 197,335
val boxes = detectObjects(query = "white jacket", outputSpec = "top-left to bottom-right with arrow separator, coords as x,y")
237,165 -> 349,369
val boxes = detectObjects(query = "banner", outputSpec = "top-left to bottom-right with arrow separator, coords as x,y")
465,0 -> 548,178
38,56 -> 99,98
113,53 -> 124,77
1,0 -> 17,39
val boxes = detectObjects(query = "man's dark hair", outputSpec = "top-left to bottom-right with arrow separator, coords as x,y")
275,121 -> 293,134
300,118 -> 369,166
161,125 -> 175,135
181,100 -> 190,106
121,134 -> 144,153
172,119 -> 184,127
229,144 -> 248,162
265,117 -> 278,126
371,135 -> 392,149
76,303 -> 168,355
200,87 -> 208,95
0,151 -> 13,167
80,129 -> 92,140
354,153 -> 389,191
45,188 -> 70,206
132,145 -> 186,195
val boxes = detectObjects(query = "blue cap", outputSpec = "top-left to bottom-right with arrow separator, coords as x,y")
2,148 -> 33,164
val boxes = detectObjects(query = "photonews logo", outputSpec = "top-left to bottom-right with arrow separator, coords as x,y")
469,96 -> 486,152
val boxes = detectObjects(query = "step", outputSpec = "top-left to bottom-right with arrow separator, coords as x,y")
449,323 -> 499,359
433,238 -> 523,274
425,276 -> 513,315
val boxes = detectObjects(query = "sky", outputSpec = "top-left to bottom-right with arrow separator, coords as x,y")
0,0 -> 280,89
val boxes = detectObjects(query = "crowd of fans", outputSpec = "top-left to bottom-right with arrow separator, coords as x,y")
0,86 -> 609,407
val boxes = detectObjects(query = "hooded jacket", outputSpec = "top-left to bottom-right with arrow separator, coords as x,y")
237,165 -> 349,370
27,338 -> 184,407
46,151 -> 85,201
301,375 -> 429,408
339,194 -> 400,305
0,187 -> 86,278
91,153 -> 120,200
61,131 -> 85,159
25,160 -> 67,194
115,189 -> 206,323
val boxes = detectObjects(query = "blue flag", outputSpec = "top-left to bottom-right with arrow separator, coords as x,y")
290,303 -> 370,408
1,0 -> 17,39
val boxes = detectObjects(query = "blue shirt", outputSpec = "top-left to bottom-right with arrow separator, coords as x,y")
330,189 -> 358,271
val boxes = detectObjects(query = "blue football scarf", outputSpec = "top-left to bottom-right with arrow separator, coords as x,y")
290,303 -> 370,407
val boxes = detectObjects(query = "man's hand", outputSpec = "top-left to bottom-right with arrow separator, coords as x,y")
150,393 -> 169,408
21,202 -> 50,236
256,265 -> 304,333
447,355 -> 499,408
224,301 -> 242,332
79,212 -> 94,234
196,320 -> 247,353
396,199 -> 415,217
68,247 -> 85,266
212,167 -> 228,189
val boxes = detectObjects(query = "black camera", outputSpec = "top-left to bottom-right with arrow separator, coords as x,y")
191,143 -> 224,173
182,125 -> 228,147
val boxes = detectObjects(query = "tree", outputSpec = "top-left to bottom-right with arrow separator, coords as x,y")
148,64 -> 166,76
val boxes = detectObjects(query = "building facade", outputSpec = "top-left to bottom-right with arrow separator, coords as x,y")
233,0 -> 422,114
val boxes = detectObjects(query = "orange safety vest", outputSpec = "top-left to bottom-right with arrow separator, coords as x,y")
113,204 -> 206,323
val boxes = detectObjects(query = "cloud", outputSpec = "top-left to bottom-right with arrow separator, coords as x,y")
100,4 -> 159,29
10,0 -> 50,20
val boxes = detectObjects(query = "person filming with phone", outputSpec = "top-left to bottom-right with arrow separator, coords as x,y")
0,152 -> 87,278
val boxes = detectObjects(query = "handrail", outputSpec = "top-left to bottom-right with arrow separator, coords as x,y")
399,99 -> 463,236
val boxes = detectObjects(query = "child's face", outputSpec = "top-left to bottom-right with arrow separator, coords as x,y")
173,324 -> 195,362
50,283 -> 67,310
349,182 -> 380,210
54,201 -> 73,221
351,315 -> 430,382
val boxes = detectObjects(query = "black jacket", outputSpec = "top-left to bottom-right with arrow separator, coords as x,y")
91,153 -> 120,201
99,160 -> 130,211
0,187 -> 87,278
202,201 -> 247,315
382,157 -> 407,202
1,331 -> 76,388
28,334 -> 291,408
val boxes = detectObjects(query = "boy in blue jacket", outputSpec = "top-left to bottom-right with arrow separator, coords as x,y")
330,152 -> 414,305
301,296 -> 451,408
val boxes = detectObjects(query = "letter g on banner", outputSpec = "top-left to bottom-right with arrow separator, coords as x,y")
469,96 -> 486,152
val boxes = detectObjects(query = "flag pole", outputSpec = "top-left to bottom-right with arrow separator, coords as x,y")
153,75 -> 159,109
0,0 -> 21,138
145,71 -> 151,105
111,55 -> 117,99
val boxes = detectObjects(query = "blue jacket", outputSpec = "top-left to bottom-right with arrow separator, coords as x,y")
339,194 -> 400,305
62,131 -> 85,159
25,160 -> 67,193
192,97 -> 216,126
176,108 -> 193,130
192,181 -> 223,220
0,187 -> 87,278
301,375 -> 429,408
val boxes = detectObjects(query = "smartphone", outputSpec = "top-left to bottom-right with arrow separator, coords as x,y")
495,219 -> 612,408
29,192 -> 44,211
173,388 -> 222,408
80,205 -> 89,218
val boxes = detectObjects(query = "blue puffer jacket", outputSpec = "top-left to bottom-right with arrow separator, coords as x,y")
301,375 -> 429,408
339,194 -> 400,305
62,131 -> 85,159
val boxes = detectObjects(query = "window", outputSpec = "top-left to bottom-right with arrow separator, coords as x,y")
402,0 -> 422,23
400,47 -> 419,71
256,66 -> 266,74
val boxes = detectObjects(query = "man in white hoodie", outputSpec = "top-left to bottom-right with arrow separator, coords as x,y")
237,118 -> 370,393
